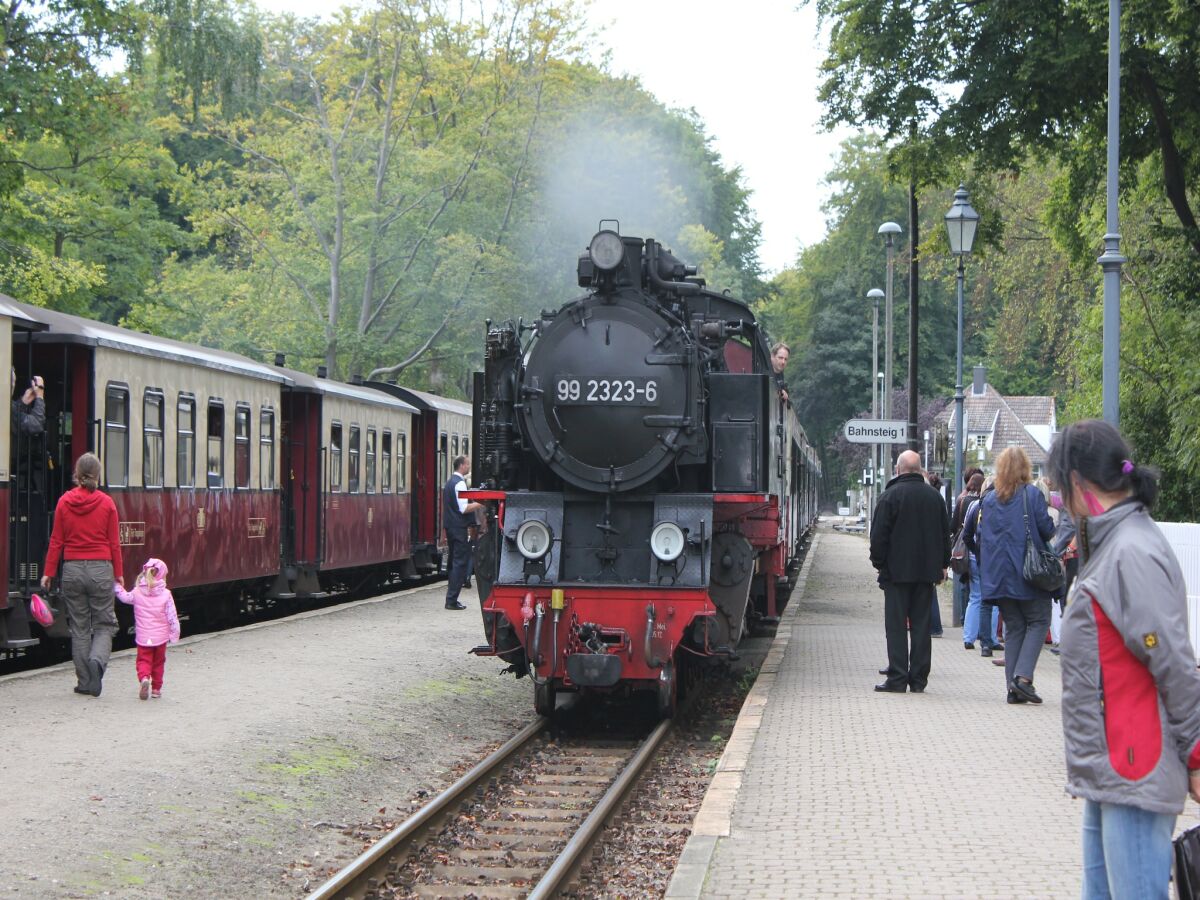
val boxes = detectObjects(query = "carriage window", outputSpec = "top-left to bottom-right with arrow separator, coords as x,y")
381,431 -> 392,493
439,432 -> 448,485
348,425 -> 361,493
177,395 -> 195,488
143,390 -> 165,488
104,384 -> 129,488
330,423 -> 342,491
452,435 -> 459,460
397,433 -> 408,493
234,404 -> 251,489
462,437 -> 469,462
260,408 -> 275,490
366,428 -> 377,494
207,399 -> 224,488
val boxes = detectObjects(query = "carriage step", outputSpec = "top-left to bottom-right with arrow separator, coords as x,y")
2,638 -> 40,649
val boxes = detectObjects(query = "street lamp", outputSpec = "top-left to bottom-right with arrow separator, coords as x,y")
924,429 -> 930,471
877,371 -> 885,478
945,184 -> 979,628
867,288 -> 884,521
878,221 -> 902,481
1100,0 -> 1125,426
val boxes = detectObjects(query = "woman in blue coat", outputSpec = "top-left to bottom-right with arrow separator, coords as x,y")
974,447 -> 1055,704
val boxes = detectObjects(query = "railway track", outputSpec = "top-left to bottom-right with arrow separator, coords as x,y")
307,713 -> 673,899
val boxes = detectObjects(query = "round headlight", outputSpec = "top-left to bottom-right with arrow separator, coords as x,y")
516,520 -> 552,560
650,522 -> 685,563
588,230 -> 625,272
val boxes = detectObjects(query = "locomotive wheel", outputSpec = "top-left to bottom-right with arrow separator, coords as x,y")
657,661 -> 677,719
535,680 -> 557,717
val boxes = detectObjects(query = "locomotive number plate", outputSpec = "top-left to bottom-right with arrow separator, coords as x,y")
554,376 -> 658,405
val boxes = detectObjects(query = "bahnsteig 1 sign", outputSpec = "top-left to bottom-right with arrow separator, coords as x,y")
843,419 -> 908,444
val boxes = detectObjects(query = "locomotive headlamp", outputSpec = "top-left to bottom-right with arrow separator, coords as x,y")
516,519 -> 553,560
650,522 -> 685,563
588,230 -> 625,272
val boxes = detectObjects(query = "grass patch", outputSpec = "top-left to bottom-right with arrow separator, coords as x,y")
237,790 -> 296,813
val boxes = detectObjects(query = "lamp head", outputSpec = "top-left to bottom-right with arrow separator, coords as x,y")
944,185 -> 980,256
878,221 -> 902,246
867,288 -> 884,302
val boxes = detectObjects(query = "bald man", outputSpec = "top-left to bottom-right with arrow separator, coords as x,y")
869,449 -> 951,693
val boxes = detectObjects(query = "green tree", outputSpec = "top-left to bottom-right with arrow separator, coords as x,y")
1,0 -> 141,200
807,0 -> 1200,256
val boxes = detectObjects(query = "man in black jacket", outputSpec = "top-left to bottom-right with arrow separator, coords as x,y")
870,450 -> 951,693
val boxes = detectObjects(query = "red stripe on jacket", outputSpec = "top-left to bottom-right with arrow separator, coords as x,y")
1094,600 -> 1161,779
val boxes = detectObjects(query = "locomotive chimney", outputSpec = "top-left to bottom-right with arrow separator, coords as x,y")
274,352 -> 286,367
316,365 -> 328,379
350,373 -> 363,386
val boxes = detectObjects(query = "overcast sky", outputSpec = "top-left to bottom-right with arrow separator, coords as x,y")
251,0 -> 846,274
589,0 -> 848,273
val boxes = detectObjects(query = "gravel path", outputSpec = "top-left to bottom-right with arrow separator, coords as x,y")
0,583 -> 533,898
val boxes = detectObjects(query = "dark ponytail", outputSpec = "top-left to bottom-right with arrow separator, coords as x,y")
1047,419 -> 1158,511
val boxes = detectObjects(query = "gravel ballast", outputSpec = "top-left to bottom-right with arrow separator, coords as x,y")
0,584 -> 534,898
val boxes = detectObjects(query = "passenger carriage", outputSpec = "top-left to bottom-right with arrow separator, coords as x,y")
365,382 -> 472,576
274,368 -> 419,598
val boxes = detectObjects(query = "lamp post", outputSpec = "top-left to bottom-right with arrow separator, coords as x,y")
867,288 -> 884,521
877,371 -> 886,479
945,184 -> 979,627
1100,0 -> 1125,426
924,429 -> 930,471
878,222 -> 902,481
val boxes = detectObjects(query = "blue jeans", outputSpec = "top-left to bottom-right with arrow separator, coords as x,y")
1081,799 -> 1175,900
962,556 -> 999,645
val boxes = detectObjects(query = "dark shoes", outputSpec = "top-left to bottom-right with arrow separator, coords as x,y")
980,647 -> 993,658
909,685 -> 926,693
963,641 -> 975,651
463,579 -> 473,589
1011,678 -> 1043,704
874,682 -> 906,693
89,660 -> 104,697
1006,690 -> 1028,704
992,643 -> 1005,652
878,667 -> 889,675
445,600 -> 467,610
75,660 -> 104,697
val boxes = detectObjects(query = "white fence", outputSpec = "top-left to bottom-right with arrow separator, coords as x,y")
1157,523 -> 1200,665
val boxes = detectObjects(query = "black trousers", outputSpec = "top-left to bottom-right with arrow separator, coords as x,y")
883,581 -> 934,690
445,532 -> 471,605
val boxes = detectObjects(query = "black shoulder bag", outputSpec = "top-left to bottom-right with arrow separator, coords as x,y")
1022,486 -> 1065,593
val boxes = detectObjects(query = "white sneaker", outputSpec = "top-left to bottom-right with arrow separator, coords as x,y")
139,677 -> 150,701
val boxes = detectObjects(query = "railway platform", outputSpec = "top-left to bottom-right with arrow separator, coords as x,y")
667,526 -> 1200,899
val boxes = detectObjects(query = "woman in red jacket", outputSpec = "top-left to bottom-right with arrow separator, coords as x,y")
41,452 -> 124,697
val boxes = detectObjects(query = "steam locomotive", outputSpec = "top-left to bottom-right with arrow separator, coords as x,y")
469,228 -> 821,716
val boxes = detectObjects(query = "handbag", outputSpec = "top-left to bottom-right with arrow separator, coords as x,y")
1175,822 -> 1200,900
950,528 -> 970,575
1022,486 -> 1065,593
29,593 -> 54,628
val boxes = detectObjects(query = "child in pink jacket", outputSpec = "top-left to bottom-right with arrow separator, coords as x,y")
115,558 -> 180,699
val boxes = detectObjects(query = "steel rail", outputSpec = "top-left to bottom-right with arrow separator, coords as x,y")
305,716 -> 547,900
527,716 -> 673,900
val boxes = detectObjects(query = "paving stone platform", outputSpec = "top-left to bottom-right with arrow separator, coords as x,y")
665,526 -> 1199,899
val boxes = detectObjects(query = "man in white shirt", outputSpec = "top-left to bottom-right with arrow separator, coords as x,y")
443,455 -> 482,610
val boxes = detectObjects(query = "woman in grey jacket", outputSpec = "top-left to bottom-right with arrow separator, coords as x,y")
1048,420 -> 1200,900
